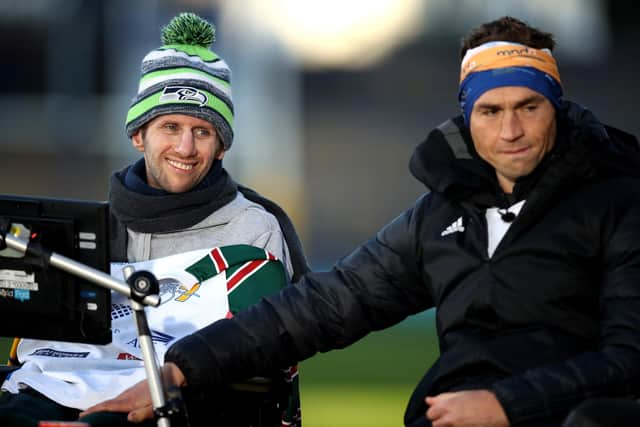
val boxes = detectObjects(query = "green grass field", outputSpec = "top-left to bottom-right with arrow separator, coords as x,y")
301,385 -> 414,426
298,313 -> 439,426
0,311 -> 439,426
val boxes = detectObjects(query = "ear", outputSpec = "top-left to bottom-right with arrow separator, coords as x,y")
131,131 -> 145,152
215,149 -> 226,161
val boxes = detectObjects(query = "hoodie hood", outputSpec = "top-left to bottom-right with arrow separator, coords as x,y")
409,115 -> 494,200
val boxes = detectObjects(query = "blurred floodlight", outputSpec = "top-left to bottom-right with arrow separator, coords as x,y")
222,0 -> 426,70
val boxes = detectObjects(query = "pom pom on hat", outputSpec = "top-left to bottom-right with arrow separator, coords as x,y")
161,12 -> 216,47
125,12 -> 234,150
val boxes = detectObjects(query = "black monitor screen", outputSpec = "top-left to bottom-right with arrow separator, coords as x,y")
0,194 -> 111,344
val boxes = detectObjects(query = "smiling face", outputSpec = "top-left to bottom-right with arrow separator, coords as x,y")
469,86 -> 557,193
131,114 -> 225,193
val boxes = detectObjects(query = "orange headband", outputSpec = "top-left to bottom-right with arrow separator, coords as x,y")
460,42 -> 561,85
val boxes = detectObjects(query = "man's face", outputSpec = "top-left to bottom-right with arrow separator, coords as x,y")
131,114 -> 225,193
470,86 -> 557,193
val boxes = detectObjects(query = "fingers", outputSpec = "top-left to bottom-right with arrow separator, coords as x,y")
425,395 -> 444,421
163,362 -> 186,387
79,397 -> 134,417
79,379 -> 151,418
128,405 -> 155,423
425,393 -> 454,422
426,404 -> 444,421
79,404 -> 110,418
424,390 -> 511,427
77,367 -> 182,423
81,401 -> 154,424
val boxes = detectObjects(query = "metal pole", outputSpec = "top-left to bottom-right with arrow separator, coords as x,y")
122,266 -> 171,427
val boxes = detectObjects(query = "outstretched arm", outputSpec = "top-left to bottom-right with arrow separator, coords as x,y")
165,198 -> 435,392
82,195 -> 437,422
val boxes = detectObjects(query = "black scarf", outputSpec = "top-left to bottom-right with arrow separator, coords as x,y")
108,159 -> 237,261
108,159 -> 310,281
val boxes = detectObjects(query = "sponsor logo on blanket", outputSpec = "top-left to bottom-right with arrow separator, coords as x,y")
29,348 -> 90,358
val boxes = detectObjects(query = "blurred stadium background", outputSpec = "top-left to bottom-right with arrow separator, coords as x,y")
0,0 -> 638,425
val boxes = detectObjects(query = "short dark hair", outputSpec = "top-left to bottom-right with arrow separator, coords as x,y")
139,123 -> 148,140
460,16 -> 556,60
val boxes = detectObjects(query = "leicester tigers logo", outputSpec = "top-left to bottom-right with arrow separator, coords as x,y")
160,86 -> 208,106
157,278 -> 201,304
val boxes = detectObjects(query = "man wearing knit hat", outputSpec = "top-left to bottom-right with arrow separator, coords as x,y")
87,16 -> 640,427
0,12 -> 305,427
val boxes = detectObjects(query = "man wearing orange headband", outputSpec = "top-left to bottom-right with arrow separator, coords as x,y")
86,16 -> 640,427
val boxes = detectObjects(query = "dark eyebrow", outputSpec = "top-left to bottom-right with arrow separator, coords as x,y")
474,94 -> 546,111
513,94 -> 546,109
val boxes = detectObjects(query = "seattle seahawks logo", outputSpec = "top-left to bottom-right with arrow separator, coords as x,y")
160,86 -> 208,106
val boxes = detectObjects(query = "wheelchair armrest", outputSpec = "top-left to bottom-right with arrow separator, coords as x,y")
0,365 -> 19,382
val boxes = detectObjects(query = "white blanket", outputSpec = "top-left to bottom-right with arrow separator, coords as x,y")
2,248 -> 229,409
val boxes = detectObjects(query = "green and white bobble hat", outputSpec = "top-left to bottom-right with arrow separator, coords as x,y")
125,13 -> 234,150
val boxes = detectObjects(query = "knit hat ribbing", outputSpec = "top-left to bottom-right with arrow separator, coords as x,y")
125,13 -> 234,150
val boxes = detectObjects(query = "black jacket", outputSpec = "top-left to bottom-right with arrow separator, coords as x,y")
166,102 -> 640,426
